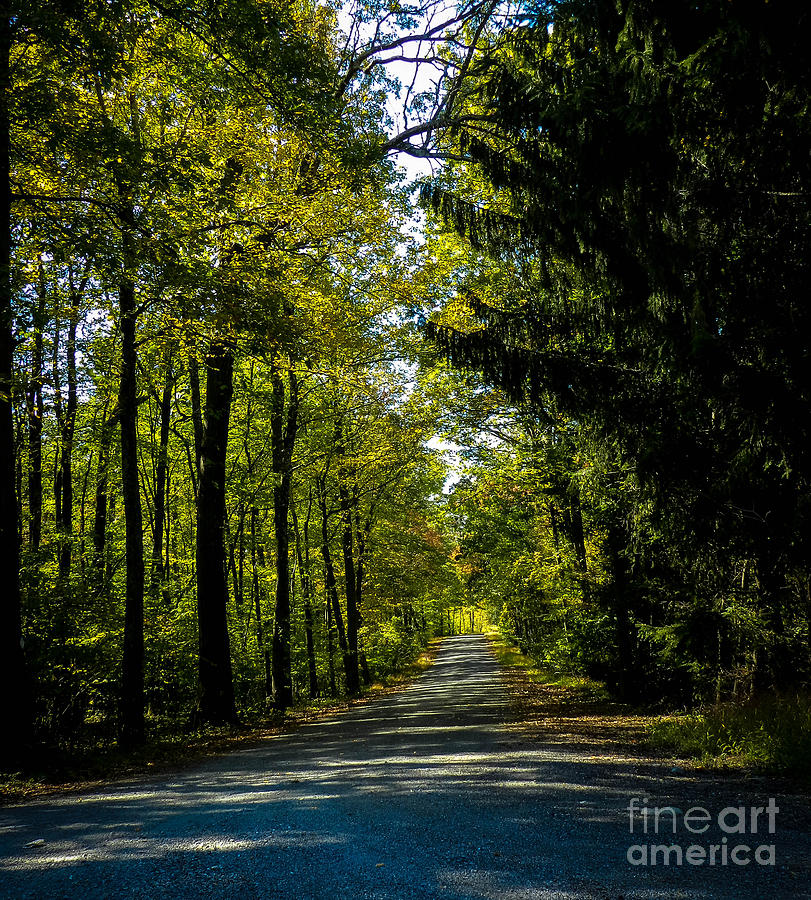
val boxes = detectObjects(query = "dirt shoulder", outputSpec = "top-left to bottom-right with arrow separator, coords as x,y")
496,653 -> 651,758
486,632 -> 810,775
484,633 -> 648,750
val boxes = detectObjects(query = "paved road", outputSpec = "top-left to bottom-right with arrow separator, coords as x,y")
1,635 -> 808,898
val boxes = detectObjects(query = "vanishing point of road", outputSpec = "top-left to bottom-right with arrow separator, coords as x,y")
1,635 -> 808,899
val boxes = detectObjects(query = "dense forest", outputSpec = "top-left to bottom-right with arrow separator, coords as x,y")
2,0 -> 810,771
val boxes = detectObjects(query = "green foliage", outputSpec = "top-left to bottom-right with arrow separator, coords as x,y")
6,0 -> 475,759
8,0 -> 811,774
362,618 -> 424,680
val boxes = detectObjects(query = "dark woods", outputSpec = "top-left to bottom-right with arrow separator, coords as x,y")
423,1 -> 811,708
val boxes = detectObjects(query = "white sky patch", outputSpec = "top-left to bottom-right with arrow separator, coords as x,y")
336,1 -> 461,184
427,435 -> 464,491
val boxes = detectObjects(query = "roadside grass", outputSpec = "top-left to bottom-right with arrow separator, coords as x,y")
485,630 -> 649,753
0,640 -> 440,805
646,695 -> 811,783
486,631 -> 611,703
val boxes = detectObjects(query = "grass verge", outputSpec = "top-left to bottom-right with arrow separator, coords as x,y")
646,695 -> 811,783
488,629 -> 811,786
487,632 -> 611,702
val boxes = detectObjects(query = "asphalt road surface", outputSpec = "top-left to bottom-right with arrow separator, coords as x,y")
1,634 -> 808,899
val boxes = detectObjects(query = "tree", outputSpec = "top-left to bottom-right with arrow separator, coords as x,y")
0,7 -> 32,765
270,363 -> 298,710
196,340 -> 238,723
422,0 -> 811,698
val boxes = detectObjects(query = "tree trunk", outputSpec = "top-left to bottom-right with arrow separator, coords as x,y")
27,264 -> 45,551
325,581 -> 337,697
251,507 -> 271,698
569,491 -> 587,572
152,349 -> 173,578
338,487 -> 360,695
57,274 -> 80,581
354,507 -> 373,686
92,405 -> 116,572
336,430 -> 360,696
227,510 -> 245,608
0,13 -> 32,765
354,506 -> 370,621
359,652 -> 371,686
549,503 -> 561,563
318,483 -> 349,673
118,222 -> 145,747
52,308 -> 62,537
195,340 -> 237,725
270,367 -> 298,711
292,493 -> 318,699
188,353 -> 204,493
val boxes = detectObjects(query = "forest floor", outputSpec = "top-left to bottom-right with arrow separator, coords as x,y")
1,634 -> 809,899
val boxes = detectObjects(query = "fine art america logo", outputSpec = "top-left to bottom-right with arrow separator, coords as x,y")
626,797 -> 778,867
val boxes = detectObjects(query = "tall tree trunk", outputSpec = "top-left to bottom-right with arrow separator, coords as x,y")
118,222 -> 145,747
78,436 -> 93,585
251,507 -> 271,698
325,580 -> 337,697
334,424 -> 360,696
52,309 -> 62,534
188,353 -> 204,489
355,505 -> 373,685
292,493 -> 318,699
57,274 -> 80,581
270,367 -> 298,711
359,651 -> 371,686
99,84 -> 148,746
152,349 -> 173,578
569,491 -> 587,572
338,479 -> 360,696
27,262 -> 45,551
318,482 -> 349,668
93,405 -> 116,572
0,12 -> 32,765
549,503 -> 561,563
227,510 -> 245,608
195,340 -> 237,724
354,505 -> 367,616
